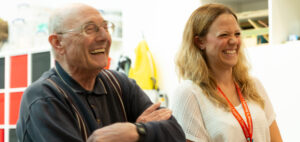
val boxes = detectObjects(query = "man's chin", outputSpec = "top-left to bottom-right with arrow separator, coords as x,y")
97,63 -> 108,70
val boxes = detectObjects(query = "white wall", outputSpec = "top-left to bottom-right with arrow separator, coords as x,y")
200,0 -> 268,13
246,42 -> 300,142
270,0 -> 300,44
122,0 -> 200,95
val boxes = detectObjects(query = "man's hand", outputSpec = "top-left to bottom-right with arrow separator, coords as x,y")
136,102 -> 172,123
87,122 -> 138,142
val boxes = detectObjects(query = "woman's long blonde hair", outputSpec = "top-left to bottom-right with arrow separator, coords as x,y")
175,3 -> 264,110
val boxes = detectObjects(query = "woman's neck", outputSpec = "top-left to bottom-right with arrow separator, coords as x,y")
212,66 -> 234,86
212,66 -> 241,106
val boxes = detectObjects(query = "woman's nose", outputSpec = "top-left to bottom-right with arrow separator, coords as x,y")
229,37 -> 238,44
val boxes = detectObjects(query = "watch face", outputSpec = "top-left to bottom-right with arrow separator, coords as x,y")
138,126 -> 146,135
135,123 -> 146,142
135,123 -> 146,135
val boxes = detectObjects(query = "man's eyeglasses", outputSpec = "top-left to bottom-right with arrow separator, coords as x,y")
57,20 -> 115,36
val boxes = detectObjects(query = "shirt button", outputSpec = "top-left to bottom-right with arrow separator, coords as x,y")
97,119 -> 101,124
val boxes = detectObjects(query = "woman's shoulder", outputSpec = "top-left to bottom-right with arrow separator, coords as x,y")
249,76 -> 270,101
174,79 -> 205,98
249,77 -> 265,92
250,76 -> 261,85
178,79 -> 203,91
171,80 -> 207,111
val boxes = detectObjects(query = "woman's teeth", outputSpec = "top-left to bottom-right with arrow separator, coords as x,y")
224,50 -> 236,54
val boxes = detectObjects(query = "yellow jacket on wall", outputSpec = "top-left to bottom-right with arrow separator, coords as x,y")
129,40 -> 158,90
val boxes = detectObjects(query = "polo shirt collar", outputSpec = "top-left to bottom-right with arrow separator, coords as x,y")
54,61 -> 107,95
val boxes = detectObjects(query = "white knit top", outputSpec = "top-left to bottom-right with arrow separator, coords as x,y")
171,78 -> 276,142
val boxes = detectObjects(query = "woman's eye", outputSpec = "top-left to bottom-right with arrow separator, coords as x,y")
235,32 -> 241,36
219,34 -> 228,37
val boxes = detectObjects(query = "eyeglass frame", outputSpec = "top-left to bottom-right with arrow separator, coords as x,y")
56,20 -> 115,36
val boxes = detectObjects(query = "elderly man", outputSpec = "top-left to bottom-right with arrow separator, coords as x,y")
16,3 -> 185,142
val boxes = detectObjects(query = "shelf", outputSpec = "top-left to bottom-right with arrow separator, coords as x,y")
242,27 -> 268,37
237,9 -> 268,22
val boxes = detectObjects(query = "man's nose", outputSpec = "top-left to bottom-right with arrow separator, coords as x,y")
95,28 -> 110,41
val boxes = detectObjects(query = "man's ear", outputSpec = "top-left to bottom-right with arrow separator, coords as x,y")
194,36 -> 206,50
48,34 -> 64,54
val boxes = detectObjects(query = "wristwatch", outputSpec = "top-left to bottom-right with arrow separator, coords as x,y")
134,122 -> 146,142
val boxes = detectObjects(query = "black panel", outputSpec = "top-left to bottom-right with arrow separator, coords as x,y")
31,52 -> 50,82
0,58 -> 4,89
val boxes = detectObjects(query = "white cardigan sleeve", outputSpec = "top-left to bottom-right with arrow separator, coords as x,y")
170,80 -> 210,142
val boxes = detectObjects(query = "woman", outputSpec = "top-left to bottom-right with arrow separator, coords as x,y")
171,3 -> 282,142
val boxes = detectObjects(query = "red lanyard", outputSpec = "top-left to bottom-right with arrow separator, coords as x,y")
217,83 -> 253,142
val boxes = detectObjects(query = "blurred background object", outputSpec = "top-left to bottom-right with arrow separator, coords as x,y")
129,40 -> 158,90
0,18 -> 8,48
116,55 -> 131,75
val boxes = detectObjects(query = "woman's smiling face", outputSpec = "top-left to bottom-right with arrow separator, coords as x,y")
203,13 -> 241,70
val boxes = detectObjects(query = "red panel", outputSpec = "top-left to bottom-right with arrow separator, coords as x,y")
0,129 -> 3,142
10,55 -> 28,88
0,93 -> 4,125
9,92 -> 23,125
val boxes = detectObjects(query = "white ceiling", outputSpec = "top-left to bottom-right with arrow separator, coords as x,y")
201,0 -> 268,12
208,0 -> 266,2
202,0 -> 267,3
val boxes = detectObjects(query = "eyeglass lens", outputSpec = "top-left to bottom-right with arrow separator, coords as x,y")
83,21 -> 114,35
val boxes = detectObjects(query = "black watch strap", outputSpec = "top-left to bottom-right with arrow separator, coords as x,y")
135,123 -> 146,142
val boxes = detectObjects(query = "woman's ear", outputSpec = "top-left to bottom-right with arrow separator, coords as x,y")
194,36 -> 206,50
48,34 -> 64,54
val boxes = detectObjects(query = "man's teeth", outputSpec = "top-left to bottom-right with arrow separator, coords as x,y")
90,49 -> 105,54
224,50 -> 236,54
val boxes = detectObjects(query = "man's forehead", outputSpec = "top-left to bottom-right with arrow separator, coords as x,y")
67,5 -> 100,17
57,3 -> 100,19
64,8 -> 102,25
